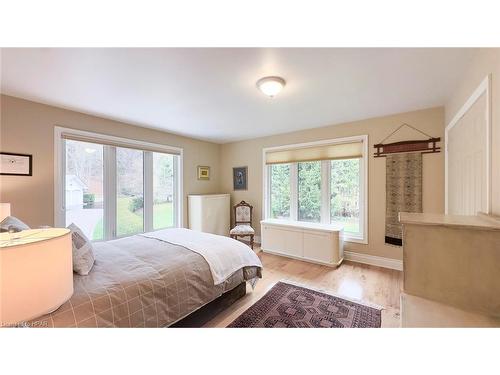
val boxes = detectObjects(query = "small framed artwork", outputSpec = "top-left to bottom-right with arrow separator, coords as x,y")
233,166 -> 248,190
197,166 -> 210,180
0,152 -> 33,176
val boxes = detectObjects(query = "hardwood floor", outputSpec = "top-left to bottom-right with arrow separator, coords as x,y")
204,248 -> 403,327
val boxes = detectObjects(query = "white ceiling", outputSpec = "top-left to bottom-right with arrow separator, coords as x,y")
0,48 -> 476,143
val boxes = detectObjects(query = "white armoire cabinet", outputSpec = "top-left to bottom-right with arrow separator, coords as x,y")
188,194 -> 230,236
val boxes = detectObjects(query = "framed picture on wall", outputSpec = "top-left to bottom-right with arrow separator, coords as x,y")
233,166 -> 247,190
197,165 -> 210,180
0,152 -> 33,176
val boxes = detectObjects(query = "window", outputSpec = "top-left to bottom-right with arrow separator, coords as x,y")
330,158 -> 361,236
56,127 -> 182,241
298,161 -> 321,223
269,164 -> 291,219
264,136 -> 367,243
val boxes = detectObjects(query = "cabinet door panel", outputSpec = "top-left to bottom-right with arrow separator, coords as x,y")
261,226 -> 285,252
303,231 -> 334,264
203,196 -> 229,236
283,229 -> 303,257
262,225 -> 303,257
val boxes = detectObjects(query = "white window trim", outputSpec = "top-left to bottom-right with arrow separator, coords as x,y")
262,135 -> 368,244
54,126 -> 184,236
103,145 -> 116,239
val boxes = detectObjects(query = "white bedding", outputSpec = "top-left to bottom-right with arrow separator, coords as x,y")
140,228 -> 262,285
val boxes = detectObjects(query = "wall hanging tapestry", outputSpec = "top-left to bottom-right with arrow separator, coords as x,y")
385,152 -> 422,246
375,123 -> 439,246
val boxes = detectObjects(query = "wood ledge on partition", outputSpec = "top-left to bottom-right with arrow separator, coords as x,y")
399,212 -> 500,231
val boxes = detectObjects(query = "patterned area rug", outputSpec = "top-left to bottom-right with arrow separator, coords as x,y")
227,282 -> 381,328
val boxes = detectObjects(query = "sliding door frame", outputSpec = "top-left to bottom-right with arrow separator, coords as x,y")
54,126 -> 183,236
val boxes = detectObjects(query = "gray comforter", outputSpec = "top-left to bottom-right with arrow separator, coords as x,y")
28,235 -> 261,327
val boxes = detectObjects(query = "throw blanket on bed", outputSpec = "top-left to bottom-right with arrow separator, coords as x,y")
385,152 -> 422,246
140,228 -> 262,285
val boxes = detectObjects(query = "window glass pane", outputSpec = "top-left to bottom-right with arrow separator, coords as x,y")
116,147 -> 144,236
153,152 -> 175,229
65,140 -> 104,240
298,161 -> 321,223
269,164 -> 291,219
330,158 -> 360,234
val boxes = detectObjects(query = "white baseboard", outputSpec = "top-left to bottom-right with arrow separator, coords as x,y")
344,251 -> 403,271
261,248 -> 342,268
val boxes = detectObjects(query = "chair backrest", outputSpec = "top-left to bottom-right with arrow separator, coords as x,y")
234,200 -> 253,226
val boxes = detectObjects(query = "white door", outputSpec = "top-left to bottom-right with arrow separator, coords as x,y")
447,92 -> 488,215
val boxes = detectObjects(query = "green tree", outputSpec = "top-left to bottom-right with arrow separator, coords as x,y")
270,164 -> 291,218
298,161 -> 321,222
331,159 -> 360,232
153,153 -> 174,203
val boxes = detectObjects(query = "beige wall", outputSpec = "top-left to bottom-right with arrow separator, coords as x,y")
0,95 -> 222,228
220,107 -> 445,260
445,48 -> 500,216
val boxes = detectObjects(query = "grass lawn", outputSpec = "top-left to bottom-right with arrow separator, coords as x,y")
153,201 -> 174,229
332,217 -> 359,233
92,197 -> 173,240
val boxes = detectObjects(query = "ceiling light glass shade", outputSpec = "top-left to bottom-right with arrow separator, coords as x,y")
256,76 -> 286,97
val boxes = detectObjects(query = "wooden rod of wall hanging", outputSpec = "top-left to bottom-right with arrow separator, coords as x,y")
373,123 -> 441,157
373,137 -> 441,158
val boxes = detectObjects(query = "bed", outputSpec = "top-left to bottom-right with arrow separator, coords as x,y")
29,228 -> 262,328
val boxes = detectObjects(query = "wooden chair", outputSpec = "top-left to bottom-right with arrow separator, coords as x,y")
229,200 -> 255,249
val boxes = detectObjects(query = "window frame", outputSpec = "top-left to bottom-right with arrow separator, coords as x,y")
263,135 -> 368,244
54,126 -> 183,240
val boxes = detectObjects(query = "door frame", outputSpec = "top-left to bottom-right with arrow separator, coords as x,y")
445,74 -> 492,214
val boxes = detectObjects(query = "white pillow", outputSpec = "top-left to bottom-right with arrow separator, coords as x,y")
68,223 -> 95,275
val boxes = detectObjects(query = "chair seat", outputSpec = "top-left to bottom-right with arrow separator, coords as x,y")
230,225 -> 255,235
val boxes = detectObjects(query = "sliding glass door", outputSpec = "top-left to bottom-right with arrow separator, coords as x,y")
153,152 -> 176,230
61,134 -> 180,241
116,147 -> 144,237
64,139 -> 105,240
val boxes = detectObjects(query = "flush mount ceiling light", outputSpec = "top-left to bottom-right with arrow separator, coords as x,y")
256,76 -> 286,98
